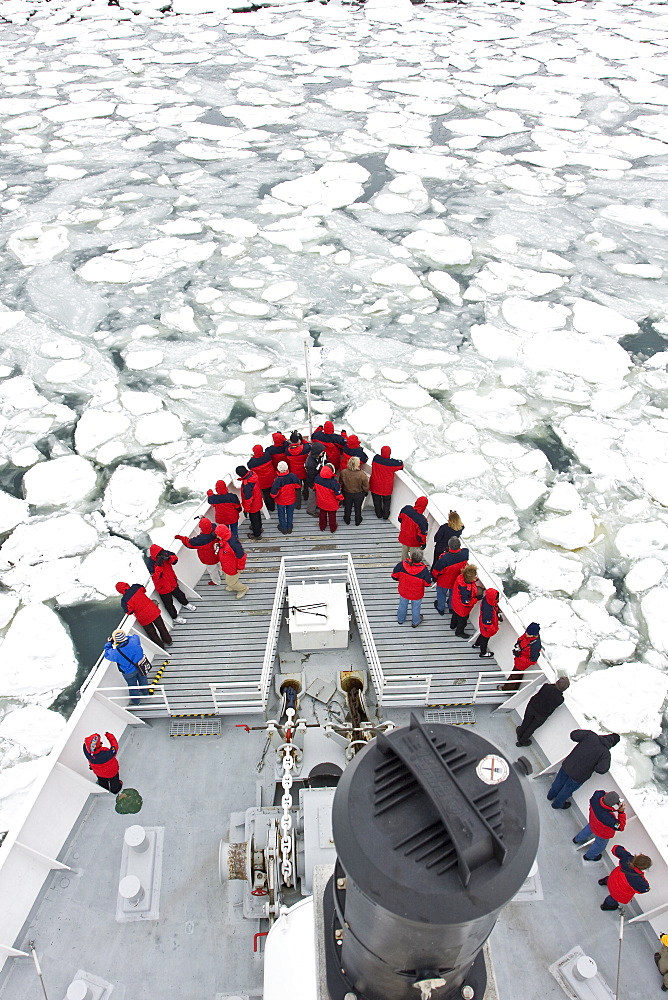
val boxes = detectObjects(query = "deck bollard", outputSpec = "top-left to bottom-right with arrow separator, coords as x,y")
573,955 -> 597,981
119,874 -> 145,906
66,981 -> 91,1000
124,825 -> 149,853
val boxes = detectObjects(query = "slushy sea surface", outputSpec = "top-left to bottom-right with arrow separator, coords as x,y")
0,0 -> 668,835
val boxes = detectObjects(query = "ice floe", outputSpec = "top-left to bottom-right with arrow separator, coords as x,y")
2,0 -> 668,827
0,604 -> 78,704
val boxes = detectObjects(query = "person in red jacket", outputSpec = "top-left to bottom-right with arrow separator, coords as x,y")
312,421 -> 345,470
473,588 -> 502,658
266,430 -> 288,470
431,537 -> 469,616
146,545 -> 196,622
115,582 -> 172,648
599,846 -> 651,911
340,434 -> 368,471
83,732 -> 122,794
499,622 -> 541,692
206,479 -> 242,536
286,432 -> 311,508
573,790 -> 626,861
270,461 -> 301,534
392,551 -> 433,628
175,516 -> 222,585
398,496 -> 428,559
450,564 -> 479,638
248,445 -> 277,511
215,525 -> 248,599
369,445 -> 403,520
314,464 -> 343,533
236,466 -> 264,540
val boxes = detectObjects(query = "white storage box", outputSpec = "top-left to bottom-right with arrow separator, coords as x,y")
287,582 -> 349,651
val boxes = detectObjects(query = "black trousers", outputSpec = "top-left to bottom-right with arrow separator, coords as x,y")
160,587 -> 188,619
261,487 -> 275,511
96,773 -> 122,794
516,711 -> 548,743
294,479 -> 309,508
372,492 -> 391,519
450,612 -> 470,636
248,511 -> 263,537
343,492 -> 365,525
143,617 -> 172,648
473,635 -> 489,655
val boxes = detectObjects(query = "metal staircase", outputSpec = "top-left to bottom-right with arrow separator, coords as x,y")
142,506 -> 505,716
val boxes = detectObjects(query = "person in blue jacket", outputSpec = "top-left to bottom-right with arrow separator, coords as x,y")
104,629 -> 150,706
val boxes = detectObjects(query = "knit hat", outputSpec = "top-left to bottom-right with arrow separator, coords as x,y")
527,623 -> 540,635
236,466 -> 248,478
323,420 -> 334,433
414,496 -> 428,513
277,461 -> 288,473
111,629 -> 128,647
603,791 -> 620,807
660,934 -> 668,947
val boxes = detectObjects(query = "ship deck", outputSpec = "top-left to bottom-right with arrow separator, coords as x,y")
0,707 -> 660,1000
160,505 -> 502,715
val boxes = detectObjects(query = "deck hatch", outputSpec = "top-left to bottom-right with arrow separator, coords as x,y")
169,718 -> 222,737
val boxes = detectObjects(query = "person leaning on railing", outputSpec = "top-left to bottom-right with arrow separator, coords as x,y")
498,622 -> 541,693
599,845 -> 651,912
515,676 -> 570,747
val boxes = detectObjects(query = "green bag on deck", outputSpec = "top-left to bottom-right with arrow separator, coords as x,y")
115,788 -> 143,814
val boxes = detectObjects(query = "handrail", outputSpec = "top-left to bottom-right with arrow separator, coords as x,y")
98,684 -> 171,715
382,675 -> 432,705
210,683 -> 264,714
344,552 -> 385,703
260,559 -> 287,711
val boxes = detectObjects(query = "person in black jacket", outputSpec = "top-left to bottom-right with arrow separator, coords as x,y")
547,729 -> 620,810
432,510 -> 464,562
516,677 -> 570,746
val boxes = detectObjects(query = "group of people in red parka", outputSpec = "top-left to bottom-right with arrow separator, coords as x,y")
392,499 -> 541,683
214,423 -> 405,538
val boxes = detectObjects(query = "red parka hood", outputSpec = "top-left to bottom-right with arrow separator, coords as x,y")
84,733 -> 101,754
381,446 -> 391,458
323,421 -> 334,434
252,444 -> 264,458
215,525 -> 231,542
415,496 -> 428,513
199,517 -> 213,533
347,434 -> 360,448
149,544 -> 162,560
319,466 -> 334,479
403,560 -> 428,576
485,589 -> 499,605
215,479 -> 226,493
272,432 -> 286,446
115,582 -> 129,595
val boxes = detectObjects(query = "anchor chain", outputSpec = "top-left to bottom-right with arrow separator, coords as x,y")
280,747 -> 296,886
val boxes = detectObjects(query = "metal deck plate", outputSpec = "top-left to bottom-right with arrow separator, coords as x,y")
169,718 -> 222,737
424,707 -> 476,726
